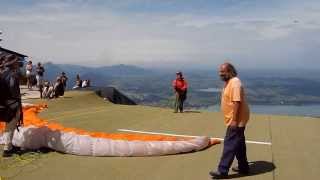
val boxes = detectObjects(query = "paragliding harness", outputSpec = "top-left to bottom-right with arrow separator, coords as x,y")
0,70 -> 11,122
0,69 -> 23,130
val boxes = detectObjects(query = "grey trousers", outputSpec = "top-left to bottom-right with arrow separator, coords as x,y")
174,94 -> 185,112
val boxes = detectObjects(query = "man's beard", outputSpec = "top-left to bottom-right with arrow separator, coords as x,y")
220,75 -> 230,82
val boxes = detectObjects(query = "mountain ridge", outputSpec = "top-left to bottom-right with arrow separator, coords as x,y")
39,62 -> 320,107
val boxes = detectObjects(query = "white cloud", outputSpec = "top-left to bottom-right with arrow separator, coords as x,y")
0,1 -> 320,69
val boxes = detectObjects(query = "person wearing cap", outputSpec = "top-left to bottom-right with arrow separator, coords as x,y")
209,62 -> 250,179
172,71 -> 188,113
0,55 -> 23,157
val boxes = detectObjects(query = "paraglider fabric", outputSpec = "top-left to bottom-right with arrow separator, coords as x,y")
0,104 -> 219,156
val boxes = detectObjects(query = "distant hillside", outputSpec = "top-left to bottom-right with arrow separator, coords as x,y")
40,63 -> 320,107
43,63 -> 153,88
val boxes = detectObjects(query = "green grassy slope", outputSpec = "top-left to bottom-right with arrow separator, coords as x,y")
0,91 -> 319,180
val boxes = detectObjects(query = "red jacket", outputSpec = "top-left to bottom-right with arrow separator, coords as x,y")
172,78 -> 188,91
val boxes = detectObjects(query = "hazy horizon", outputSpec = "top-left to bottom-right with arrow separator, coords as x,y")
45,61 -> 320,70
1,0 -> 320,70
44,62 -> 320,79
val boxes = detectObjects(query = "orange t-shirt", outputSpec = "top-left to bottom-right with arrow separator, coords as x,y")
221,77 -> 250,127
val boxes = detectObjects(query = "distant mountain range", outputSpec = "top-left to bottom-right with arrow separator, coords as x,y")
41,62 -> 320,107
43,62 -> 153,87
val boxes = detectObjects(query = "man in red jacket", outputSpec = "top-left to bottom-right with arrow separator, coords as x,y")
172,71 -> 188,113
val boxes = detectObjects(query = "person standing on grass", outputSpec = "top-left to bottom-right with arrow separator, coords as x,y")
172,71 -> 188,113
26,60 -> 33,89
209,62 -> 250,179
0,55 -> 23,157
35,62 -> 45,87
36,62 -> 45,98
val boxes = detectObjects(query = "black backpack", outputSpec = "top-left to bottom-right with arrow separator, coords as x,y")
0,70 -> 15,122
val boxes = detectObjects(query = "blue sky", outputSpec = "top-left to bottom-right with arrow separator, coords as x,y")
1,0 -> 320,69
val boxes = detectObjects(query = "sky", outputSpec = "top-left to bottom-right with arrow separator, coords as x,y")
0,0 -> 320,70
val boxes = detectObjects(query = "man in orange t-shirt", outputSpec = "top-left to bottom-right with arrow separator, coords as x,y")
172,71 -> 188,113
210,62 -> 250,179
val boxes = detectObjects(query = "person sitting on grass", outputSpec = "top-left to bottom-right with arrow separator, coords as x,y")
42,81 -> 54,99
82,79 -> 91,88
53,77 -> 64,98
73,74 -> 82,89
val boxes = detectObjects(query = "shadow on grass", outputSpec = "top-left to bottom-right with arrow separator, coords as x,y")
182,110 -> 201,113
0,147 -> 54,172
18,147 -> 53,155
226,161 -> 276,179
61,96 -> 73,99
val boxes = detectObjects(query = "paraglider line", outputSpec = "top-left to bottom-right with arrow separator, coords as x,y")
118,129 -> 272,145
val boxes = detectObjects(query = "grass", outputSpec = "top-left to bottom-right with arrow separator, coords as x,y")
0,90 -> 319,180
